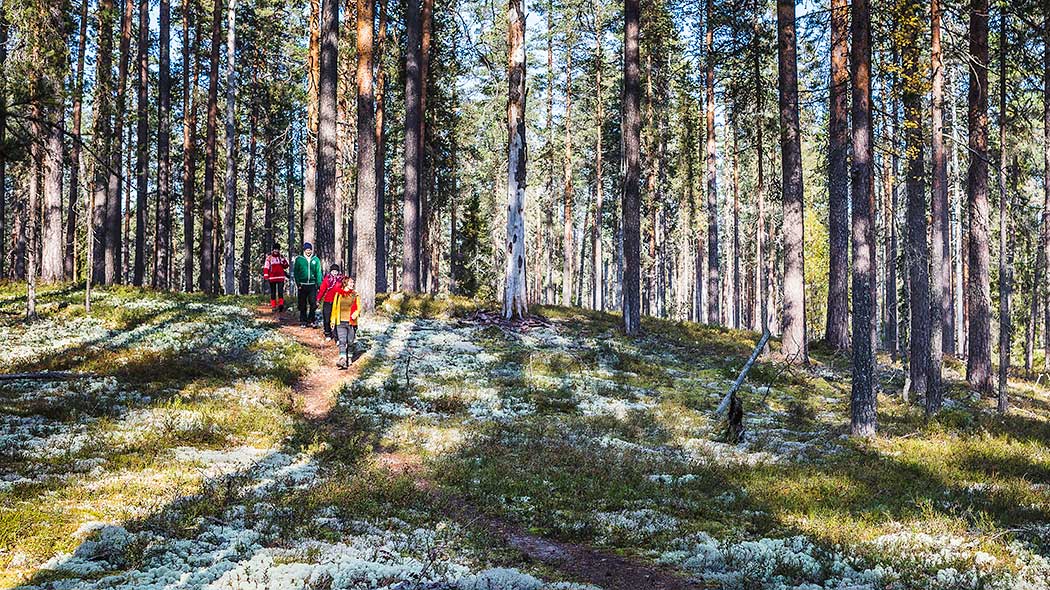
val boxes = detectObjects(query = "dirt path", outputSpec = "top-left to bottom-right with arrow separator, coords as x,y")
265,307 -> 701,590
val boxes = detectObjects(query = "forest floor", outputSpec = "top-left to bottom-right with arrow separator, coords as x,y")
1,285 -> 1050,589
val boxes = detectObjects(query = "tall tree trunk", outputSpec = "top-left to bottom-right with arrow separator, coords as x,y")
27,121 -> 40,318
544,0 -> 555,304
0,12 -> 6,279
90,0 -> 115,285
705,0 -> 720,325
222,0 -> 237,293
928,0 -> 948,410
355,0 -> 377,312
374,0 -> 388,293
302,0 -> 319,249
315,0 -> 338,265
902,0 -> 930,402
41,110 -> 65,283
156,0 -> 172,288
419,0 -> 433,292
850,0 -> 876,437
402,0 -> 422,292
731,104 -> 740,328
65,0 -> 89,280
777,0 -> 807,362
966,0 -> 993,393
825,0 -> 849,349
133,0 -> 149,286
752,0 -> 767,335
997,11 -> 1011,413
622,0 -> 641,334
503,0 -> 528,319
240,102 -> 257,295
182,0 -> 198,291
593,1 -> 604,312
200,0 -> 222,294
886,81 -> 900,358
107,0 -> 134,284
1043,0 -> 1050,373
562,45 -> 574,307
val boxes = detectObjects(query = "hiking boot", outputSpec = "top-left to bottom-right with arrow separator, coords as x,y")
337,358 -> 348,370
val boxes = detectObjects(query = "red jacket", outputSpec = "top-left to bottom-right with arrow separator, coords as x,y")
317,273 -> 343,303
263,254 -> 289,283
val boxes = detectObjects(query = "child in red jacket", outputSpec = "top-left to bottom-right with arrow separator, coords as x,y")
262,244 -> 289,312
316,264 -> 343,341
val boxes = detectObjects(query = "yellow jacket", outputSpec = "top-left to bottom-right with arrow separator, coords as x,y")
332,289 -> 361,326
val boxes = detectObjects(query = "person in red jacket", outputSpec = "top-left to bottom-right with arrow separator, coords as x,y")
262,244 -> 289,312
316,264 -> 343,341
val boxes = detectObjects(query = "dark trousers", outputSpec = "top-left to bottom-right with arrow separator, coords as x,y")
321,301 -> 334,337
298,284 -> 318,323
336,322 -> 356,358
268,282 -> 285,304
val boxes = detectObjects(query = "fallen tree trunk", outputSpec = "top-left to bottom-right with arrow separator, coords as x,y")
715,330 -> 771,443
0,371 -> 97,381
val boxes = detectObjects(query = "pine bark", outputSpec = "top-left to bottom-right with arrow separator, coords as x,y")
304,0 -> 320,247
374,0 -> 388,292
966,0 -> 993,393
315,0 -> 338,265
182,0 -> 198,291
0,14 -> 6,279
928,0 -> 948,410
90,0 -> 115,285
1043,0 -> 1050,374
705,0 -> 720,325
106,0 -> 133,284
562,45 -> 574,307
402,0 -> 422,292
133,0 -> 149,286
592,1 -> 604,311
65,0 -> 89,280
825,0 -> 850,349
503,0 -> 528,319
200,0 -> 222,294
239,103 -> 257,295
41,108 -> 64,282
902,0 -> 930,401
355,0 -> 378,312
997,12 -> 1011,413
850,0 -> 876,437
622,0 -> 642,334
222,0 -> 238,293
752,0 -> 767,335
777,0 -> 807,362
156,0 -> 172,288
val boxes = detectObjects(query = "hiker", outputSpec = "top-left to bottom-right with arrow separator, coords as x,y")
262,244 -> 289,312
292,242 -> 324,328
317,264 -> 343,341
331,275 -> 361,369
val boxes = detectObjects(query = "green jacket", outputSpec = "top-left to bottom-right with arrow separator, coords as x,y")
292,254 -> 323,285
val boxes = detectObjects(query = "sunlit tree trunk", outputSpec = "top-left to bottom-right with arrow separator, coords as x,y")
622,0 -> 641,334
355,0 -> 377,311
704,0 -> 720,325
997,11 -> 1011,414
65,0 -> 88,280
402,0 -> 422,292
133,0 -> 149,286
105,0 -> 133,284
966,0 -> 993,394
222,0 -> 238,293
315,0 -> 338,265
181,0 -> 198,291
304,0 -> 320,247
825,0 -> 849,349
90,0 -> 114,285
156,0 -> 172,289
503,0 -> 528,319
240,102 -> 257,295
777,0 -> 807,362
374,0 -> 388,293
928,0 -> 948,411
562,45 -> 574,307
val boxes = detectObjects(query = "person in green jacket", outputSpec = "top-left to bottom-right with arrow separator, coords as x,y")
292,242 -> 324,327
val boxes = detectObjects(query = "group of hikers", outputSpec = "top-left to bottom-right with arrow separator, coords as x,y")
262,243 -> 360,370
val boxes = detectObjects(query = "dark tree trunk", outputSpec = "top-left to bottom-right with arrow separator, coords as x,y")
886,84 -> 900,358
825,0 -> 850,349
181,0 -> 198,291
928,0 -> 948,411
200,0 -> 222,294
90,0 -> 115,285
593,4 -> 604,311
65,0 -> 89,280
156,0 -> 172,289
850,0 -> 876,437
562,45 -> 574,307
902,0 -> 930,402
355,0 -> 377,311
777,0 -> 807,362
997,12 -> 1011,414
221,0 -> 238,294
374,0 -> 388,293
304,0 -> 319,246
0,13 -> 6,279
752,0 -> 767,335
1043,0 -> 1050,374
402,0 -> 422,292
966,0 -> 993,393
622,0 -> 641,334
239,102 -> 258,295
315,0 -> 339,265
705,0 -> 720,325
133,0 -> 149,286
107,0 -> 133,284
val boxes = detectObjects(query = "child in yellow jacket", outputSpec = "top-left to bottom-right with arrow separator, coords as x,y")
331,275 -> 361,370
